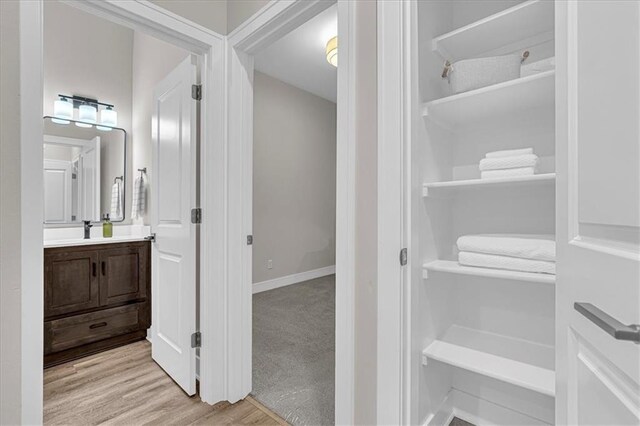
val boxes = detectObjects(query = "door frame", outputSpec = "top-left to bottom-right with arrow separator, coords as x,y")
16,0 -> 227,418
226,0 -> 357,421
377,0 -> 412,424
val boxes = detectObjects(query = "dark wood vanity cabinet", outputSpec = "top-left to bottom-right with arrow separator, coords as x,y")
44,241 -> 151,368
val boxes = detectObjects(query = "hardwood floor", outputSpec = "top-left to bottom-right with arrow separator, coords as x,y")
44,341 -> 287,425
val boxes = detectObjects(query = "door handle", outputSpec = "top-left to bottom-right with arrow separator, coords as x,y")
574,302 -> 640,343
101,261 -> 106,276
92,262 -> 97,277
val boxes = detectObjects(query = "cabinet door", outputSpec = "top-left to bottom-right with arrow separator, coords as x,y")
44,250 -> 100,318
99,244 -> 149,306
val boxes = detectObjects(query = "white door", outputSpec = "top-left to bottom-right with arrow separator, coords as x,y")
79,136 -> 101,221
43,159 -> 72,223
151,55 -> 198,395
556,1 -> 640,425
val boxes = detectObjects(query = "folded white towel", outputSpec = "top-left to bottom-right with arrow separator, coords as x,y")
485,148 -> 533,158
481,167 -> 536,179
457,234 -> 555,262
131,174 -> 146,219
479,154 -> 539,171
110,180 -> 123,221
458,251 -> 555,275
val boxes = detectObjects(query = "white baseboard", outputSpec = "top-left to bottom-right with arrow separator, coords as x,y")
253,265 -> 336,294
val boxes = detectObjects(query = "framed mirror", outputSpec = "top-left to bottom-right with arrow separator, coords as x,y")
43,116 -> 126,225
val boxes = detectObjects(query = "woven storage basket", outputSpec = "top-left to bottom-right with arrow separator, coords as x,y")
443,51 -> 528,94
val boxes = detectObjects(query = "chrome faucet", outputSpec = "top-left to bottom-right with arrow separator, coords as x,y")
83,221 -> 93,239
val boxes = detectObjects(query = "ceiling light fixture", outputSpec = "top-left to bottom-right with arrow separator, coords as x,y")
326,36 -> 338,67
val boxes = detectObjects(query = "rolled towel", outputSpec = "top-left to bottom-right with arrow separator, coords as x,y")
479,154 -> 539,171
485,148 -> 533,158
457,234 -> 555,262
481,167 -> 536,179
458,251 -> 555,275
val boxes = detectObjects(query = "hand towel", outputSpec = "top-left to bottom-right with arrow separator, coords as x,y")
479,154 -> 539,171
481,167 -> 536,179
485,148 -> 533,158
458,251 -> 555,275
457,234 -> 555,262
110,180 -> 123,221
131,174 -> 146,219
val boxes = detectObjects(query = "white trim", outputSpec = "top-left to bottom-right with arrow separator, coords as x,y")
377,0 -> 410,424
20,0 -> 228,409
227,0 -> 355,422
252,265 -> 336,294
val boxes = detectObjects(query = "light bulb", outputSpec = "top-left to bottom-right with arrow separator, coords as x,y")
97,108 -> 117,131
52,98 -> 73,125
76,104 -> 97,128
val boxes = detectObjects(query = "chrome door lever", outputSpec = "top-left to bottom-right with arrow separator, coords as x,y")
574,302 -> 640,343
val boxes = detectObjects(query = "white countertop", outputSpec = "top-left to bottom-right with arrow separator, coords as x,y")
44,225 -> 151,248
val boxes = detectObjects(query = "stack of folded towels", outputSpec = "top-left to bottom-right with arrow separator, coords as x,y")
457,234 -> 556,275
478,148 -> 539,179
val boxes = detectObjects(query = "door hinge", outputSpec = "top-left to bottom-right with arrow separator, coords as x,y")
247,235 -> 253,245
400,248 -> 408,266
144,233 -> 156,242
191,331 -> 201,348
191,208 -> 202,224
192,84 -> 202,101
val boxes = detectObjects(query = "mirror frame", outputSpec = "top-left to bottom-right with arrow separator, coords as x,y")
43,115 -> 127,226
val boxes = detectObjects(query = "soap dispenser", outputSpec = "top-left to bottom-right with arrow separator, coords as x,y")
102,213 -> 113,238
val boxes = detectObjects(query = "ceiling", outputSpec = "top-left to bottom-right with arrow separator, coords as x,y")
254,4 -> 337,103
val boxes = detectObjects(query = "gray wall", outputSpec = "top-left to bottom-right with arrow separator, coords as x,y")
149,0 -> 227,34
132,32 -> 190,225
1,2 -> 24,423
227,0 -> 270,33
253,71 -> 336,284
353,1 -> 378,423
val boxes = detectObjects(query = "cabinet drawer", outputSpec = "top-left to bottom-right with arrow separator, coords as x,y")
44,304 -> 146,354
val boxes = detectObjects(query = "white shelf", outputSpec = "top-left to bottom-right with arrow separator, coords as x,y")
432,0 -> 554,61
422,70 -> 554,129
423,259 -> 556,284
423,173 -> 555,197
422,325 -> 555,397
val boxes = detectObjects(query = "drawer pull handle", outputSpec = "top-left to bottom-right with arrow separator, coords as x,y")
92,262 -> 97,277
101,261 -> 106,275
89,322 -> 108,329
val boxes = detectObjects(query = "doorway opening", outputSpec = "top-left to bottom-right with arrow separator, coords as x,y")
40,2 -> 225,422
249,4 -> 338,424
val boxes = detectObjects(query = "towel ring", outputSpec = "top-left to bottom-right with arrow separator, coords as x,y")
113,176 -> 123,183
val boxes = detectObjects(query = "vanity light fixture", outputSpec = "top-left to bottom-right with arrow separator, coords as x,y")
97,106 -> 117,131
326,36 -> 338,67
52,94 -> 117,130
52,97 -> 73,124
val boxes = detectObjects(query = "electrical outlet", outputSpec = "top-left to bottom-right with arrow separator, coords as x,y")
267,259 -> 273,269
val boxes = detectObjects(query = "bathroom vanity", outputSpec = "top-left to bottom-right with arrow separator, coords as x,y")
43,239 -> 151,368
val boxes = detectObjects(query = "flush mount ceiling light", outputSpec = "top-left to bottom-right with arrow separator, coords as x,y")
326,36 -> 338,67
